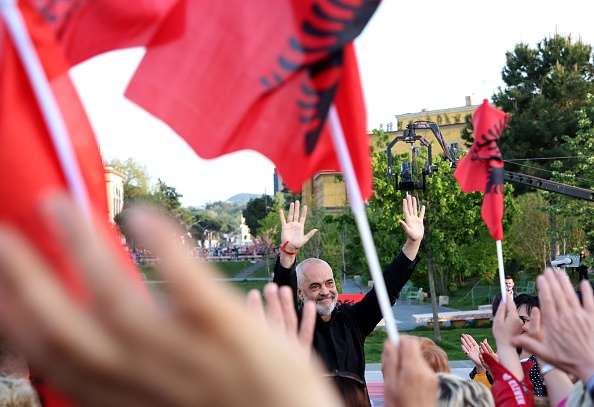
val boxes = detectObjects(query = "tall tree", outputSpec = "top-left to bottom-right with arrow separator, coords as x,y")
243,194 -> 273,235
550,94 -> 594,259
490,35 -> 594,180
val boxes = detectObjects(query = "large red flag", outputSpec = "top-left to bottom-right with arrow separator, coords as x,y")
125,0 -> 377,199
1,2 -> 147,404
454,99 -> 510,240
29,0 -> 177,66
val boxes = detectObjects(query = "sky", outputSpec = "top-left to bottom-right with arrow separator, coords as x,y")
70,0 -> 594,207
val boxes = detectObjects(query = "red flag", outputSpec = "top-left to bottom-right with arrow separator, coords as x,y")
1,3 -> 147,404
454,100 -> 509,241
29,0 -> 177,66
125,0 -> 377,199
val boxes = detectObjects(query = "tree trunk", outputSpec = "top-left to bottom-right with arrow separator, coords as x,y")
426,250 -> 441,342
550,212 -> 557,261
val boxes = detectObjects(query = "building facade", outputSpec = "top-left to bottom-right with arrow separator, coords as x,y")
104,165 -> 125,224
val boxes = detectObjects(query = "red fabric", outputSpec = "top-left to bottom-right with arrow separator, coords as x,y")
483,353 -> 534,407
454,99 -> 509,241
125,0 -> 376,199
338,294 -> 365,305
1,2 -> 147,405
29,0 -> 177,66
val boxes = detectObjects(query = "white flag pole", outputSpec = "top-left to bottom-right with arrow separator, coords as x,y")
0,0 -> 91,220
328,105 -> 400,345
496,240 -> 506,303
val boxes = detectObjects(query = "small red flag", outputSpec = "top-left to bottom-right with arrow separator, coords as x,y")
454,100 -> 510,241
125,0 -> 377,199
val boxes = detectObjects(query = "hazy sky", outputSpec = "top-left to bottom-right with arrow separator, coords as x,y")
70,0 -> 594,207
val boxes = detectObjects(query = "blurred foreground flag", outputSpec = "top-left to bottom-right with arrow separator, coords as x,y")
1,2 -> 147,405
126,0 -> 378,199
454,100 -> 510,241
29,0 -> 177,66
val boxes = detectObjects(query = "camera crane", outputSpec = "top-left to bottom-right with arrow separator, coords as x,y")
386,121 -> 594,202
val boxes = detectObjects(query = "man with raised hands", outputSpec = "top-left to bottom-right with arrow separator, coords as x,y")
273,196 -> 425,389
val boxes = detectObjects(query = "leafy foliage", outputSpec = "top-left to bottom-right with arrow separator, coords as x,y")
362,130 -> 518,295
549,94 -> 594,260
491,35 -> 594,181
243,194 -> 273,235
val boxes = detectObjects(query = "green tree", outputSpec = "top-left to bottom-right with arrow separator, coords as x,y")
252,226 -> 278,280
108,157 -> 153,202
243,194 -> 273,235
506,193 -> 551,272
550,94 -> 594,259
490,35 -> 594,180
255,193 -> 286,244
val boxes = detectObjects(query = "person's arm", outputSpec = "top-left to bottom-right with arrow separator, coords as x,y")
493,293 -> 524,380
272,256 -> 298,310
350,196 -> 424,333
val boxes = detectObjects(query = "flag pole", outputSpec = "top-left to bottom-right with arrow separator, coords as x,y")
496,240 -> 506,304
0,0 -> 92,221
328,105 -> 400,345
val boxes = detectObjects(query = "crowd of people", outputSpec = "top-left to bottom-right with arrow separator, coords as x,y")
0,193 -> 592,407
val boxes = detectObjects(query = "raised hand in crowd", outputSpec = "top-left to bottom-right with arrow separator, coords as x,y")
399,195 -> 425,260
246,283 -> 317,361
0,194 -> 341,407
513,268 -> 594,388
461,333 -> 487,374
382,336 -> 438,407
492,292 -> 524,380
508,288 -> 574,407
278,201 -> 317,267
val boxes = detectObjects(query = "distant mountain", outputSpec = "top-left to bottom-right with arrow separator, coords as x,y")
226,193 -> 260,206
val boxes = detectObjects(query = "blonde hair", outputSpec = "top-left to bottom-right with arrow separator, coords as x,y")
418,337 -> 451,373
436,373 -> 494,407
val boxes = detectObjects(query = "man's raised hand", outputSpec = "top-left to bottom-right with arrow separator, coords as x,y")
399,195 -> 425,243
399,195 -> 425,261
279,201 -> 317,254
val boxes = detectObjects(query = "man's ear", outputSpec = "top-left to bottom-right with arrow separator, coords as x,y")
297,288 -> 304,301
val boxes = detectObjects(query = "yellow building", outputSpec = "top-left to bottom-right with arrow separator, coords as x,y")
301,97 -> 484,211
104,165 -> 125,224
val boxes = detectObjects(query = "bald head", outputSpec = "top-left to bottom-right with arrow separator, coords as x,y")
295,258 -> 337,320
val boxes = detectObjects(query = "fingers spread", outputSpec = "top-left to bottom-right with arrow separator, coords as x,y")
299,204 -> 308,224
279,209 -> 287,226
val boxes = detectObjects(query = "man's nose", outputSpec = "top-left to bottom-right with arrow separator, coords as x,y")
320,285 -> 329,295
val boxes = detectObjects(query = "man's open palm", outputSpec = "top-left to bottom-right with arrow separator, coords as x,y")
279,201 -> 317,252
